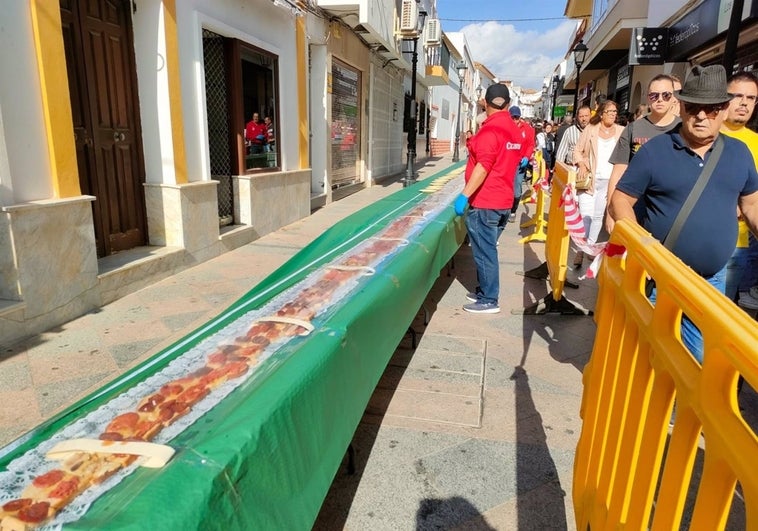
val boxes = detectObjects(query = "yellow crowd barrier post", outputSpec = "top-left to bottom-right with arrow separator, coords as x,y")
518,154 -> 548,243
513,161 -> 587,315
520,151 -> 542,206
573,219 -> 758,529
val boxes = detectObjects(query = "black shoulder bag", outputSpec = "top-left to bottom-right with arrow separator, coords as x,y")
645,136 -> 725,296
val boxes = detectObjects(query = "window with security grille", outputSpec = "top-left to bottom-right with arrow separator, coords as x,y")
203,29 -> 234,226
200,30 -> 281,228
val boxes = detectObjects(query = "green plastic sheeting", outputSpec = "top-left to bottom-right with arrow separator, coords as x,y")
0,162 -> 466,530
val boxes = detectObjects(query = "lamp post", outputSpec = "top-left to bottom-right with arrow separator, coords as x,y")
551,75 -> 560,121
452,60 -> 468,162
572,40 -> 588,117
403,10 -> 428,187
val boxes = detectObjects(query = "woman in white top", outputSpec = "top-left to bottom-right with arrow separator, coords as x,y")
572,100 -> 624,268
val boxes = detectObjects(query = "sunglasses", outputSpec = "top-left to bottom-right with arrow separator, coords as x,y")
648,91 -> 673,102
683,102 -> 726,117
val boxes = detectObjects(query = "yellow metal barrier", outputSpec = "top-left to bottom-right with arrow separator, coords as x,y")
516,161 -> 586,315
520,151 -> 543,206
519,152 -> 548,243
574,219 -> 758,529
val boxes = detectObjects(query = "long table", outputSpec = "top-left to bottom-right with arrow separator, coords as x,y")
0,163 -> 466,530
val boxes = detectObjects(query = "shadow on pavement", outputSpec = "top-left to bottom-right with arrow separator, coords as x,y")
456,233 -> 573,529
415,496 -> 497,530
313,261 -> 458,530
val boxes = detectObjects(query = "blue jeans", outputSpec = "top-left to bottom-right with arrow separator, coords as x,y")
511,169 -> 526,213
465,208 -> 509,304
726,232 -> 758,300
648,265 -> 726,364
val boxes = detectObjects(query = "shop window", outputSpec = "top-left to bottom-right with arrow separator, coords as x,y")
241,46 -> 279,172
200,34 -> 280,177
418,101 -> 426,134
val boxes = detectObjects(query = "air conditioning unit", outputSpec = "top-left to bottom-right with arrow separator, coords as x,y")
425,19 -> 441,45
399,0 -> 419,34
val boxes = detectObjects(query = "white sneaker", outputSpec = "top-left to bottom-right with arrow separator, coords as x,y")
738,290 -> 758,310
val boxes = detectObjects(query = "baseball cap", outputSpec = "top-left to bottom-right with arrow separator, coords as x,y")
509,105 -> 522,118
485,84 -> 510,110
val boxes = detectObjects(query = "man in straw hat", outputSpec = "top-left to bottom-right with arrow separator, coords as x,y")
609,65 -> 758,362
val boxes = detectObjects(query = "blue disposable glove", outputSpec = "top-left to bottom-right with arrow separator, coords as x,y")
519,157 -> 529,170
453,194 -> 469,216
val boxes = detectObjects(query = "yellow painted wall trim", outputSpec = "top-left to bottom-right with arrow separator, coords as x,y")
296,16 -> 309,169
30,0 -> 80,198
163,0 -> 188,184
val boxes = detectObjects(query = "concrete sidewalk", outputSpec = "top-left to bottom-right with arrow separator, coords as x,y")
0,155 -> 600,529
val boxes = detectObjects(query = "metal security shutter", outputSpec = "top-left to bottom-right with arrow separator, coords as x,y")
331,60 -> 362,188
370,64 -> 404,180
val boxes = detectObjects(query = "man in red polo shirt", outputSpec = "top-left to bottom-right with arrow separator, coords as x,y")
454,83 -> 523,313
245,112 -> 267,154
509,105 -> 536,221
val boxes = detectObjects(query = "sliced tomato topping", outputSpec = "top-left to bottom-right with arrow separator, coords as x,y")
177,384 -> 209,406
247,322 -> 274,337
159,383 -> 184,397
50,477 -> 80,499
207,351 -> 228,365
32,469 -> 64,488
138,393 -> 165,412
250,336 -> 270,347
106,412 -> 139,433
234,345 -> 261,358
2,498 -> 32,512
222,360 -> 249,379
99,431 -> 124,441
17,501 -> 50,523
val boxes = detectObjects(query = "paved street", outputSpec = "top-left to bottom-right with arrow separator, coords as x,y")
0,155 -> 600,529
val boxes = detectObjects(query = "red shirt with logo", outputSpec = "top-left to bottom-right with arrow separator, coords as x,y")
465,111 -> 523,209
245,120 -> 267,144
516,120 -> 536,159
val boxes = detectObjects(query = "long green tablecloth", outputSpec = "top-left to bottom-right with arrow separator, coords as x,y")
0,162 -> 466,530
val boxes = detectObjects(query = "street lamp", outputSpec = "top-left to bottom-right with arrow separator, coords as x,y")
403,10 -> 428,187
452,60 -> 468,162
572,40 -> 588,117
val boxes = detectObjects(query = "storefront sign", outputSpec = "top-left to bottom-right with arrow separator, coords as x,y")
553,106 -> 566,118
616,64 -> 631,89
668,0 -> 719,60
629,28 -> 668,65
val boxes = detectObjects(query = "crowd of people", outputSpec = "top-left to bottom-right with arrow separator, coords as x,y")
454,67 -> 758,363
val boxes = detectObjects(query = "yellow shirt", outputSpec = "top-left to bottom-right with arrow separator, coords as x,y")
721,125 -> 758,247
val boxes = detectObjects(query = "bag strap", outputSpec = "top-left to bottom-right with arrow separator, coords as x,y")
662,135 -> 724,250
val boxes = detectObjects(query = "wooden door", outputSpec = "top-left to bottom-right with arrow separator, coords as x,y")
61,0 -> 146,257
